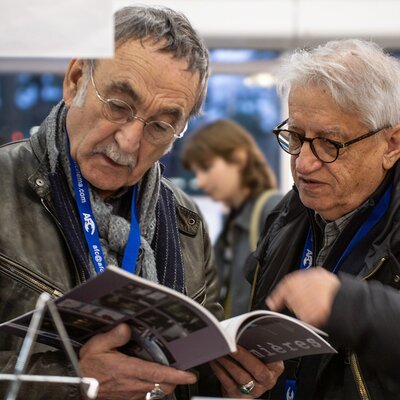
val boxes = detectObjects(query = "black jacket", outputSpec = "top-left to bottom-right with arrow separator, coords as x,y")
249,162 -> 400,400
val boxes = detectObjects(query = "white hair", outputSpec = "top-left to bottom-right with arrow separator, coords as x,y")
277,39 -> 400,129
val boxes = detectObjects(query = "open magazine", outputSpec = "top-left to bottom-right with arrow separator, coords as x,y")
0,266 -> 336,370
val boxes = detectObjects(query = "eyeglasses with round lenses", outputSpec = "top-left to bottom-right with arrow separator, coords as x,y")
273,118 -> 387,163
90,64 -> 187,145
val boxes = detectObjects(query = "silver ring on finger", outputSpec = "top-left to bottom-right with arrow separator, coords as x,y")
239,380 -> 256,395
145,383 -> 166,400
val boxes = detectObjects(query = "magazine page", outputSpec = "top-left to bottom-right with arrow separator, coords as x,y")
220,310 -> 336,362
0,266 -> 236,370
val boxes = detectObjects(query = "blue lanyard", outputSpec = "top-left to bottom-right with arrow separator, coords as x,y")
68,148 -> 141,275
300,229 -> 314,270
300,184 -> 391,273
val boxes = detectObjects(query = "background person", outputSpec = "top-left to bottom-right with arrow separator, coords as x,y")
249,38 -> 400,399
0,5 -> 283,400
181,119 -> 282,317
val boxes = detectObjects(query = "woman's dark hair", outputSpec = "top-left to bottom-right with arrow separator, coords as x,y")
181,119 -> 277,195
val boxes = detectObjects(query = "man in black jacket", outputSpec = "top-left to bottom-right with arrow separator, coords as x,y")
250,38 -> 400,399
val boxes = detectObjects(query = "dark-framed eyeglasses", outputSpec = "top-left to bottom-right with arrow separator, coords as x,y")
273,118 -> 388,163
89,64 -> 187,145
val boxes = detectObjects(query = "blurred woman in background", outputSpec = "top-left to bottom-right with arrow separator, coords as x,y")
181,119 -> 283,317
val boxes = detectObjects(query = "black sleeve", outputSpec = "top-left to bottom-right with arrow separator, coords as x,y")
325,272 -> 400,375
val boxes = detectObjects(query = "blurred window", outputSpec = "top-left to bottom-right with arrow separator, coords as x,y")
0,72 -> 63,144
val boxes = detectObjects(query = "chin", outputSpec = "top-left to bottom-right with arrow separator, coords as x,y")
85,168 -> 128,190
309,204 -> 341,221
300,196 -> 327,214
299,193 -> 317,207
90,178 -> 124,193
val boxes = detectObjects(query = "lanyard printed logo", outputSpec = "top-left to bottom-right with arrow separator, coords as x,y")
302,248 -> 313,269
286,388 -> 295,400
83,213 -> 95,235
300,228 -> 313,270
284,379 -> 296,400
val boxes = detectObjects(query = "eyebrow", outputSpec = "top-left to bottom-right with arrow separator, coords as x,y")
316,128 -> 343,137
288,122 -> 345,138
106,79 -> 184,120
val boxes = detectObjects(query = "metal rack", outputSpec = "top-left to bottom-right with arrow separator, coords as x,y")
0,292 -> 99,400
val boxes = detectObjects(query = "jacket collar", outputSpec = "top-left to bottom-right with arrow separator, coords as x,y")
230,197 -> 255,231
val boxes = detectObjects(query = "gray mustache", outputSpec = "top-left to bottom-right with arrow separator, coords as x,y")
93,144 -> 135,169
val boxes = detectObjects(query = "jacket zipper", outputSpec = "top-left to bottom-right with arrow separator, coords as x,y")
350,352 -> 370,400
361,256 -> 387,280
0,254 -> 63,298
350,256 -> 387,400
248,262 -> 261,311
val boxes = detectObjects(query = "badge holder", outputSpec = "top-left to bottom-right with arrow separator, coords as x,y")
0,293 -> 99,400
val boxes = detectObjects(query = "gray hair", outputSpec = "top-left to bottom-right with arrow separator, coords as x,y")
277,39 -> 400,129
111,5 -> 209,116
72,62 -> 91,107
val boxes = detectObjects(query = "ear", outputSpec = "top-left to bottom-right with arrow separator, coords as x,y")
63,59 -> 85,107
383,124 -> 400,170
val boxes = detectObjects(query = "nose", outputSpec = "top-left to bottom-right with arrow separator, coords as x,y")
195,171 -> 207,190
114,119 -> 144,153
295,141 -> 323,173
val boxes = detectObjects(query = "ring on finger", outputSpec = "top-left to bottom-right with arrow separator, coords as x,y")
145,383 -> 166,400
239,380 -> 256,394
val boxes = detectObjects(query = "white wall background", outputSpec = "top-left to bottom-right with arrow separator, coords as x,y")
115,0 -> 400,50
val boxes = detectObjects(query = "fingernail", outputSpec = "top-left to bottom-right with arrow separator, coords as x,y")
186,370 -> 198,384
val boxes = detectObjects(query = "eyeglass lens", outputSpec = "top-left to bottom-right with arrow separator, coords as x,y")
102,99 -> 175,145
278,131 -> 338,162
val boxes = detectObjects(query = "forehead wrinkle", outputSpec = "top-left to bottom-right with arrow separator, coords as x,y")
106,79 -> 139,102
316,127 -> 344,138
288,120 -> 345,138
159,107 -> 183,120
105,79 -> 184,120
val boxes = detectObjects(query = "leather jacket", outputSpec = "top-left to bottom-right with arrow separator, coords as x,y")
0,129 -> 223,399
249,163 -> 400,400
